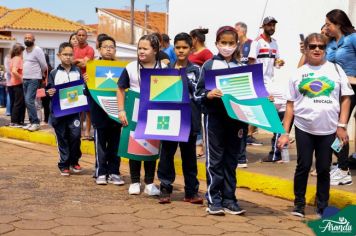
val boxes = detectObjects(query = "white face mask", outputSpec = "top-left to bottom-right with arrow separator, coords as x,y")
216,45 -> 237,57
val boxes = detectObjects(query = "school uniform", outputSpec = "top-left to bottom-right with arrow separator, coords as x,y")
195,54 -> 245,207
85,58 -> 122,178
157,61 -> 201,198
47,65 -> 82,170
118,60 -> 167,184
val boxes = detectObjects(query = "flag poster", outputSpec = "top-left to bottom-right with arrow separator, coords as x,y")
86,60 -> 129,123
205,64 -> 285,133
118,90 -> 160,161
135,68 -> 191,142
86,60 -> 128,91
52,80 -> 89,117
222,94 -> 285,133
205,64 -> 269,99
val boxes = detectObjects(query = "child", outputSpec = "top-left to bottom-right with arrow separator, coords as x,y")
46,42 -> 82,176
157,32 -> 203,204
117,34 -> 166,196
195,26 -> 246,215
85,35 -> 124,185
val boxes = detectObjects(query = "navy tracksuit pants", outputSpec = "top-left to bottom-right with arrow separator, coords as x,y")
53,115 -> 81,170
94,125 -> 121,177
158,134 -> 199,198
204,112 -> 244,207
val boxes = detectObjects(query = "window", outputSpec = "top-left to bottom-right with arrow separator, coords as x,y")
43,48 -> 55,69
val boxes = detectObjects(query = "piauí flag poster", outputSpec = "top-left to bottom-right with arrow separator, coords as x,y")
86,60 -> 128,91
205,64 -> 269,99
118,89 -> 160,161
222,94 -> 285,134
52,80 -> 89,117
135,68 -> 191,142
89,90 -> 120,123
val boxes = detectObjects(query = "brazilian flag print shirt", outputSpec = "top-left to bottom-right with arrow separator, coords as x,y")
286,61 -> 354,135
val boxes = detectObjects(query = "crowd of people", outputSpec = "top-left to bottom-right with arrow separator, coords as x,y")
2,9 -> 355,218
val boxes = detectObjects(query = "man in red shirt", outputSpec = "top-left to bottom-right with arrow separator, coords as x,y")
74,28 -> 94,141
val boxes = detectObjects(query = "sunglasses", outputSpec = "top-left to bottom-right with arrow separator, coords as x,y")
308,44 -> 326,50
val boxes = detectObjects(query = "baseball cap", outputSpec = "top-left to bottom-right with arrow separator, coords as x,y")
262,16 -> 278,25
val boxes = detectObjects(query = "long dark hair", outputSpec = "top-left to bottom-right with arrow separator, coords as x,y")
326,9 -> 355,36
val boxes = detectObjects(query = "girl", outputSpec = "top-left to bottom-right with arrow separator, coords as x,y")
117,34 -> 165,196
189,28 -> 213,66
8,43 -> 26,127
195,26 -> 246,215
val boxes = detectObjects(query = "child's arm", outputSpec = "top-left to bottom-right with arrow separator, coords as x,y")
45,70 -> 56,97
117,87 -> 128,126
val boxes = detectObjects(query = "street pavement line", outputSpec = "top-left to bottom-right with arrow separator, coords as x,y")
1,126 -> 355,208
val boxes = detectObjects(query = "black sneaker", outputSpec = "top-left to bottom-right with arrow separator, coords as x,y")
206,205 -> 225,216
223,203 -> 246,215
246,136 -> 263,146
291,205 -> 305,218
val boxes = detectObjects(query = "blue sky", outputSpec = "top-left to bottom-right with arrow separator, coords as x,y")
0,0 -> 167,24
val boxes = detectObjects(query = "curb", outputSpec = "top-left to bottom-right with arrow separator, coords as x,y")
1,126 -> 355,208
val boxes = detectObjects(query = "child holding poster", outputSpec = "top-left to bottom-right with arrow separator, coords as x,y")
84,35 -> 124,186
157,32 -> 203,204
195,26 -> 246,215
46,42 -> 83,176
117,34 -> 167,196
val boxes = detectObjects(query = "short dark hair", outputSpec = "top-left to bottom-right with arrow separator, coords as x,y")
162,34 -> 170,43
174,33 -> 192,47
76,28 -> 87,35
11,43 -> 25,58
97,33 -> 108,42
98,35 -> 116,48
58,42 -> 73,53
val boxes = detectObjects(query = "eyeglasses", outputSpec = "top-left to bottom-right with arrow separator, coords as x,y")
308,44 -> 326,50
61,53 -> 73,57
101,46 -> 115,50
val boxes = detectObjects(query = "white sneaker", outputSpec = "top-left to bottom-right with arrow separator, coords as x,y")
128,183 -> 141,195
22,123 -> 32,130
96,175 -> 107,185
108,174 -> 124,185
28,123 -> 40,132
330,168 -> 352,186
330,164 -> 338,175
144,183 -> 160,196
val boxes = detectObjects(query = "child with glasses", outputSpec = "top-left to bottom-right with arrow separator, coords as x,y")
46,42 -> 83,176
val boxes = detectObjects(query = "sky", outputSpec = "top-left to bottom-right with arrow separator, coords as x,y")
0,0 -> 167,24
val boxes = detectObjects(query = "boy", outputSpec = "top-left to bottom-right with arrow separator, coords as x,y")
157,32 -> 203,204
47,42 -> 82,176
85,35 -> 124,185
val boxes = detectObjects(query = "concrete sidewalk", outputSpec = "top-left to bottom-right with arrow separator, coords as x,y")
0,107 -> 355,209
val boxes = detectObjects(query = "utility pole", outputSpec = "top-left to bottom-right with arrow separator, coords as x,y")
130,0 -> 135,44
144,4 -> 149,34
165,0 -> 169,33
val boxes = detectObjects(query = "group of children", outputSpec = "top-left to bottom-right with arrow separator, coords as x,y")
47,26 -> 248,216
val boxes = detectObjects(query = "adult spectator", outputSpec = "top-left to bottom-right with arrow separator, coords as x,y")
4,53 -> 11,116
278,33 -> 353,218
22,33 -> 47,131
161,33 -> 177,64
69,32 -> 78,48
235,21 -> 263,153
248,16 -> 285,162
73,28 -> 95,140
8,43 -> 26,127
188,28 -> 213,66
325,9 -> 356,185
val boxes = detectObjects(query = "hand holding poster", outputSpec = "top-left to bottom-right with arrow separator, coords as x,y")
205,64 -> 285,134
134,68 -> 191,142
51,80 -> 89,117
118,90 -> 160,161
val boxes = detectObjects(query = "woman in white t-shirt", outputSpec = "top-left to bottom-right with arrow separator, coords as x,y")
277,33 -> 354,218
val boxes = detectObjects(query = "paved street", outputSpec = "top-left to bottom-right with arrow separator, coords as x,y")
0,137 -> 316,236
